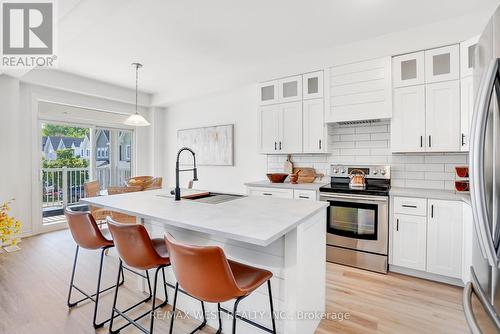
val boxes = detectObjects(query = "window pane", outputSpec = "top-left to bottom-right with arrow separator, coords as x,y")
433,53 -> 450,76
401,59 -> 417,80
261,85 -> 274,101
308,77 -> 319,94
282,81 -> 298,98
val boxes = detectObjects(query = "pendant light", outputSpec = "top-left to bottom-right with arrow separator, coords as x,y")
124,62 -> 151,127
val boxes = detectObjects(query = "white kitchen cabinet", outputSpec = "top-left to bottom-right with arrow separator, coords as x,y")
425,80 -> 460,152
278,75 -> 302,103
247,187 -> 294,199
303,98 -> 326,153
391,85 -> 426,153
279,102 -> 303,153
460,36 -> 479,78
259,105 -> 280,153
303,71 -> 324,99
392,51 -> 425,87
427,199 -> 463,278
293,189 -> 317,200
259,102 -> 302,154
259,80 -> 279,105
424,45 -> 460,83
460,76 -> 474,151
392,214 -> 427,271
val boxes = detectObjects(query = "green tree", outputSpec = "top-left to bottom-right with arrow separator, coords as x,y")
43,149 -> 88,169
42,124 -> 89,138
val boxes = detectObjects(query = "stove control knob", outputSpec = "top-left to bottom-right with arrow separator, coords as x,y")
341,168 -> 346,173
373,170 -> 378,175
332,168 -> 338,174
380,169 -> 386,175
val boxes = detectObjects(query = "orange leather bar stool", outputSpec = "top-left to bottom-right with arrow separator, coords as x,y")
164,233 -> 277,334
107,218 -> 171,334
65,208 -> 125,329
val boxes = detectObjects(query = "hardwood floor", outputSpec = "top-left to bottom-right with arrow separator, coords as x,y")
0,230 -> 469,333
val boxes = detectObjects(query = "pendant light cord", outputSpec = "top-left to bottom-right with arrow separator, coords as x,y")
135,63 -> 139,113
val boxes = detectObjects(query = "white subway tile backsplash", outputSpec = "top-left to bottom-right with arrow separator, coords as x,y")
266,121 -> 467,191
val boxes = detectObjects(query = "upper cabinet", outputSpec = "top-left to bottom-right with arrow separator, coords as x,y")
303,71 -> 324,99
392,51 -> 425,87
391,44 -> 462,153
278,75 -> 302,103
259,80 -> 279,105
258,70 -> 325,154
327,57 -> 392,122
424,45 -> 460,83
460,36 -> 479,78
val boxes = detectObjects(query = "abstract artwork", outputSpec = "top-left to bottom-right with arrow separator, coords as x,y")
177,124 -> 234,166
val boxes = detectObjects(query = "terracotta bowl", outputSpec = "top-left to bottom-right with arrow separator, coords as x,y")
266,173 -> 288,183
455,181 -> 470,192
455,166 -> 469,178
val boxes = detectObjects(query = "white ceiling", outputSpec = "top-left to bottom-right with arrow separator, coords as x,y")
21,0 -> 500,105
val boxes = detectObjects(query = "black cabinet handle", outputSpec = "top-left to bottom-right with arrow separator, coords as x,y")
279,141 -> 282,150
274,142 -> 277,150
319,139 -> 322,150
420,136 -> 423,148
431,204 -> 434,218
298,195 -> 309,199
462,133 -> 466,146
396,219 -> 399,231
402,204 -> 417,208
263,193 -> 272,196
428,135 -> 432,148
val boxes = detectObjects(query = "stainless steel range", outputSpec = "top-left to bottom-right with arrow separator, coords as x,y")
319,164 -> 391,273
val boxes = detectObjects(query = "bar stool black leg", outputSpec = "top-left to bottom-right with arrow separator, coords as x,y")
267,280 -> 277,334
216,303 -> 222,334
67,245 -> 79,307
160,266 -> 169,307
108,260 -> 123,334
169,282 -> 179,334
232,297 -> 244,334
149,267 -> 161,334
92,248 -> 107,328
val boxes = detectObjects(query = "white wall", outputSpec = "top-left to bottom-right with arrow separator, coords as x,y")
161,85 -> 266,194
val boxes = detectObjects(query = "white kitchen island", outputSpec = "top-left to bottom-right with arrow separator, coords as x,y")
81,189 -> 327,334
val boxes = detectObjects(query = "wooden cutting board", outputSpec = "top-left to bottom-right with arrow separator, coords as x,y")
292,167 -> 317,183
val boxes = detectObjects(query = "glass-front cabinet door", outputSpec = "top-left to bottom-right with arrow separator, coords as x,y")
278,75 -> 302,103
302,71 -> 324,99
460,36 -> 479,78
392,51 -> 425,87
424,44 -> 460,83
258,80 -> 279,105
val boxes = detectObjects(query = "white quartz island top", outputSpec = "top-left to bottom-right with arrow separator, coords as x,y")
81,189 -> 327,247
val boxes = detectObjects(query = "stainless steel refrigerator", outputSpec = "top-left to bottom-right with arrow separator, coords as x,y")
465,4 -> 500,333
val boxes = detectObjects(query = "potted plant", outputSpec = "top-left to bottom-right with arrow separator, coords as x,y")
0,199 -> 22,253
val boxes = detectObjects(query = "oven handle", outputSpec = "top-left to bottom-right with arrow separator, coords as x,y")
319,193 -> 388,202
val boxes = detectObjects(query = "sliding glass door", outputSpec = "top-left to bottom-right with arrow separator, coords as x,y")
94,128 -> 133,189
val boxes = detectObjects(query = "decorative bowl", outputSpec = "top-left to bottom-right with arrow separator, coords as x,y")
455,166 -> 469,178
266,173 -> 288,183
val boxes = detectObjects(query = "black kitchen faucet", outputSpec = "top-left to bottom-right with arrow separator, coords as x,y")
173,147 -> 198,200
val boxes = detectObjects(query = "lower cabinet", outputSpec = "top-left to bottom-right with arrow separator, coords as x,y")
247,186 -> 318,200
391,197 -> 463,280
392,214 -> 427,271
426,199 -> 463,278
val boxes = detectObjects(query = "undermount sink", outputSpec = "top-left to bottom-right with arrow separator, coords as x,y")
183,192 -> 244,204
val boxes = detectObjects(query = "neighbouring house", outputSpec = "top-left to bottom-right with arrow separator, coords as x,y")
42,135 -> 90,161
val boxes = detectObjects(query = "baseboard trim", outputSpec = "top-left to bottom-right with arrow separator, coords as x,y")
389,265 -> 464,287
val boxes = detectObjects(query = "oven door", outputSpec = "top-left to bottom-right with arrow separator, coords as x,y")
320,192 -> 388,255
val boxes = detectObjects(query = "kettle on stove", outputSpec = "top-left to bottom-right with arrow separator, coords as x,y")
348,169 -> 366,189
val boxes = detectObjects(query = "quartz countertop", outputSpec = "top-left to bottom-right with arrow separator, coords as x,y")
81,189 -> 328,247
245,180 -> 328,191
390,187 -> 471,204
